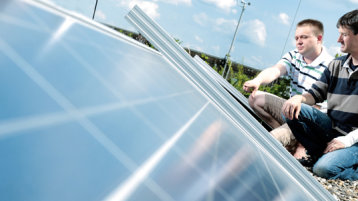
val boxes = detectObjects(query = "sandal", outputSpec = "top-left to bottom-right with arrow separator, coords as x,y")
297,155 -> 318,167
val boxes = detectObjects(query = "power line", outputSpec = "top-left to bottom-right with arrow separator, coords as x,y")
279,0 -> 301,58
92,0 -> 99,20
222,0 -> 250,80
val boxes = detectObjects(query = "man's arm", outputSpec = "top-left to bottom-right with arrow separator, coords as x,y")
243,63 -> 286,96
282,93 -> 316,120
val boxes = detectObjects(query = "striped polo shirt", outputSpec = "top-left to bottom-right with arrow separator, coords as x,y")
278,48 -> 333,97
309,54 -> 358,136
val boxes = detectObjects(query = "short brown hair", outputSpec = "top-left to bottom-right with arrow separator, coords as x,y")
297,19 -> 324,36
337,9 -> 358,35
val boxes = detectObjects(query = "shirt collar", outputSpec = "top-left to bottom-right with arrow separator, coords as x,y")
343,54 -> 352,69
309,47 -> 333,67
296,47 -> 333,66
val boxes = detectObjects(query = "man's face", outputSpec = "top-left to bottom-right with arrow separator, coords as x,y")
295,25 -> 320,56
337,26 -> 358,54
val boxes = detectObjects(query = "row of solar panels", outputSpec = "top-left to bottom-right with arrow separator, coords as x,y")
0,0 -> 334,200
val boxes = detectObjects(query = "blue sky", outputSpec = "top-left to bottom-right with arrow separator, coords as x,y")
41,0 -> 358,70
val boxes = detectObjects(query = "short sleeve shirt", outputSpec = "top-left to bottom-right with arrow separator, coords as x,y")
277,48 -> 333,97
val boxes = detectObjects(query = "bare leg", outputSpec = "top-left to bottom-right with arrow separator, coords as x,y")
248,91 -> 281,129
293,143 -> 307,159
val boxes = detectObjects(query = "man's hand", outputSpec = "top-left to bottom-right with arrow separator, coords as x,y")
243,79 -> 261,97
324,138 -> 345,153
282,95 -> 304,120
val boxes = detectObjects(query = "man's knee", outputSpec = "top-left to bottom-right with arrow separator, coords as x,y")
248,92 -> 265,110
312,154 -> 339,179
248,94 -> 255,108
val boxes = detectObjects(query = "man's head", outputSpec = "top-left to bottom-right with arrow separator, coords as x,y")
295,19 -> 324,58
336,9 -> 358,54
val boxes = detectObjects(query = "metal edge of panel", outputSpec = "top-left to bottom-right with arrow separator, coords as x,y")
192,56 -> 273,131
125,6 -> 335,201
193,56 -> 250,106
24,0 -> 162,56
193,56 -> 259,117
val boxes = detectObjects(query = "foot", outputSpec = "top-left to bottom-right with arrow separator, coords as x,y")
293,143 -> 307,159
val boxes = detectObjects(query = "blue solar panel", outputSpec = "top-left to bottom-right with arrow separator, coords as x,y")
0,1 -> 334,201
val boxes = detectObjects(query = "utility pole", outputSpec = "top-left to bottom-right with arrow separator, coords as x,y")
92,0 -> 99,20
222,0 -> 250,80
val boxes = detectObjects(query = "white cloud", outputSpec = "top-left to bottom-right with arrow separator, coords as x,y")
183,42 -> 203,51
156,0 -> 191,5
248,55 -> 264,67
195,35 -> 204,43
241,19 -> 266,46
95,10 -> 106,20
214,18 -> 237,33
119,0 -> 160,19
279,13 -> 290,25
201,0 -> 236,12
193,12 -> 209,26
350,0 -> 358,3
212,45 -> 220,54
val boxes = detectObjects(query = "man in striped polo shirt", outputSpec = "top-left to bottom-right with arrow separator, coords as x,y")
282,9 -> 358,180
243,19 -> 333,159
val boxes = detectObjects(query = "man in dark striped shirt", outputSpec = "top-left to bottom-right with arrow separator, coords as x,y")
282,9 -> 358,180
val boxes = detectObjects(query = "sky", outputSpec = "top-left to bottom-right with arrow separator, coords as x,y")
40,0 -> 358,70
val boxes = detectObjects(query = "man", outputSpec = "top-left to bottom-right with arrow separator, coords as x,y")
282,9 -> 358,180
243,19 -> 332,159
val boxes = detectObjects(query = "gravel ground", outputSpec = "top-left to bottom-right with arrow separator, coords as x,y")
305,167 -> 358,201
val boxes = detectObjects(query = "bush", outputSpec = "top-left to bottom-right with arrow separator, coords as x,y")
221,63 -> 290,99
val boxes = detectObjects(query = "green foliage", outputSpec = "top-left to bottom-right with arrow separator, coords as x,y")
259,79 -> 290,99
335,53 -> 343,58
174,38 -> 183,45
228,64 -> 251,97
213,64 -> 224,75
222,63 -> 290,99
200,53 -> 209,62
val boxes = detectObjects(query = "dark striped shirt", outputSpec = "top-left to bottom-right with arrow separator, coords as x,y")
309,54 -> 358,135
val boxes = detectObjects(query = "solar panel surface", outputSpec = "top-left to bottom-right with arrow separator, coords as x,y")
0,0 -> 334,201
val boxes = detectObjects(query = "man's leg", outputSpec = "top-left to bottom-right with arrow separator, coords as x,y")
270,123 -> 296,147
250,92 -> 299,153
313,143 -> 358,180
270,123 -> 307,158
248,91 -> 282,129
284,104 -> 335,157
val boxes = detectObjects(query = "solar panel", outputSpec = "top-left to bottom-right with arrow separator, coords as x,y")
0,0 -> 334,201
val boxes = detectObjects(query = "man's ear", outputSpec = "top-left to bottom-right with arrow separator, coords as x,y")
317,34 -> 323,42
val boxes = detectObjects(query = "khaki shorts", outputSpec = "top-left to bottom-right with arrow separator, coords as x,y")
263,93 -> 286,125
264,93 -> 297,151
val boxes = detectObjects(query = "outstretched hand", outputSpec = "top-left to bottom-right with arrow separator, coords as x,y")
282,95 -> 303,120
243,79 -> 260,97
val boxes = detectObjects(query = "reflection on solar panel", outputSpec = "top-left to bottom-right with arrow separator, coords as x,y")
0,0 -> 334,201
